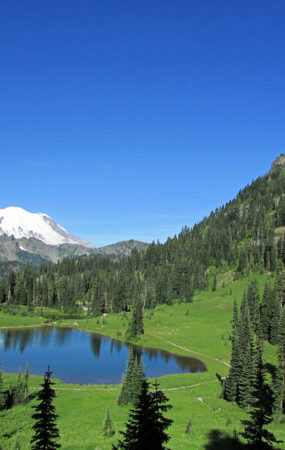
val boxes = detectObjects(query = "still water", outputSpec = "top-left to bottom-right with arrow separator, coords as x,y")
0,327 -> 206,384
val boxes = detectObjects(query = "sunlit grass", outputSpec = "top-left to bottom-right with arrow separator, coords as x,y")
0,272 -> 283,449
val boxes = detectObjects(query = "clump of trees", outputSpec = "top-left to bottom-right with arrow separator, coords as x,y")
0,360 -> 30,409
118,348 -> 145,405
1,166 -> 285,317
223,275 -> 285,448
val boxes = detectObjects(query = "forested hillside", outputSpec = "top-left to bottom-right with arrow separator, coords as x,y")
1,160 -> 285,315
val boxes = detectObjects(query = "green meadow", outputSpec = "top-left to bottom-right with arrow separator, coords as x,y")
0,273 -> 284,449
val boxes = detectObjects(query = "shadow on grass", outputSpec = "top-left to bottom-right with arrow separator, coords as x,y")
204,430 -> 283,450
204,429 -> 246,449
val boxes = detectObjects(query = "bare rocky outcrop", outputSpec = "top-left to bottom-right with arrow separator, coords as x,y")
271,154 -> 285,171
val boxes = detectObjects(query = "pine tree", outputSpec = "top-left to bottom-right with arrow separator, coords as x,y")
212,274 -> 217,292
260,283 -> 273,340
30,367 -> 61,449
0,357 -> 5,410
114,380 -> 173,450
14,369 -> 24,405
118,348 -> 135,405
241,330 -> 279,449
225,298 -> 243,402
239,297 -> 252,356
129,299 -> 144,338
273,307 -> 285,416
246,279 -> 260,328
130,356 -> 145,404
102,408 -> 115,437
232,297 -> 239,332
225,331 -> 241,402
24,362 -> 29,400
185,418 -> 192,434
118,349 -> 145,406
269,296 -> 281,345
238,345 -> 253,408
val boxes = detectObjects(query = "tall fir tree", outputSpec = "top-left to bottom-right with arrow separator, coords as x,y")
114,380 -> 173,450
260,282 -> 273,340
225,330 -> 241,402
130,356 -> 145,404
118,349 -> 145,406
246,279 -> 260,329
232,297 -> 239,332
14,369 -> 24,405
241,326 -> 279,449
129,299 -> 144,338
118,348 -> 135,405
269,294 -> 281,345
273,307 -> 285,417
212,274 -> 217,292
24,362 -> 29,400
0,357 -> 5,410
238,342 -> 254,409
30,367 -> 61,449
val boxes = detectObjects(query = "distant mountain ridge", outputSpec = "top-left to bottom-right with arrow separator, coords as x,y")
0,207 -> 149,273
0,207 -> 93,248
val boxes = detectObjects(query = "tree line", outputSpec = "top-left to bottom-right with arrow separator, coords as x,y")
1,166 -> 285,318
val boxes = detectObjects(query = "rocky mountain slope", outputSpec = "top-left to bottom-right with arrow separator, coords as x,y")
0,207 -> 93,247
0,207 -> 149,273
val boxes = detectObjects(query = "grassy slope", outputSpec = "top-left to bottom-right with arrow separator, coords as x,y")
0,273 -> 284,449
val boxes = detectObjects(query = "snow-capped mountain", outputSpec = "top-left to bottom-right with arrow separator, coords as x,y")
0,207 -> 93,248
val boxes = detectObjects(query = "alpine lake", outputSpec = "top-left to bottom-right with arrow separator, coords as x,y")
0,326 -> 206,384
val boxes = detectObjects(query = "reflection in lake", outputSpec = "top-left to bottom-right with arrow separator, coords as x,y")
0,327 -> 206,384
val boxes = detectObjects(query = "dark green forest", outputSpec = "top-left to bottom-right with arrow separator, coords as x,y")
1,164 -> 285,318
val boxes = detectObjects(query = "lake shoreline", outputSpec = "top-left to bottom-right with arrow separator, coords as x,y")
0,322 -> 206,384
0,320 -> 207,371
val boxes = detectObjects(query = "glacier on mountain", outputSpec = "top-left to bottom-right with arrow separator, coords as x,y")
0,207 -> 93,248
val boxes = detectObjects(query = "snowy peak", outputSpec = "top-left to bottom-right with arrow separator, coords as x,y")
0,207 -> 93,248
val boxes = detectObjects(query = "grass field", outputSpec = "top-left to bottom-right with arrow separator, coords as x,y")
0,273 -> 284,449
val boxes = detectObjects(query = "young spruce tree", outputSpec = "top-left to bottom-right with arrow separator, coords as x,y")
114,379 -> 173,450
30,367 -> 61,449
241,326 -> 279,449
103,408 -> 115,437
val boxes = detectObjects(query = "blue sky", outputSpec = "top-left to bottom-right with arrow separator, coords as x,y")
1,1 -> 285,246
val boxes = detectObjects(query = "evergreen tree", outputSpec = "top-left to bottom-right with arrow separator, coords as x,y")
225,330 -> 241,402
14,369 -> 24,405
232,297 -> 239,332
260,283 -> 273,340
24,362 -> 29,400
118,349 -> 145,405
273,307 -> 285,416
130,356 -> 145,404
212,274 -> 217,292
238,248 -> 248,273
0,357 -> 5,410
246,279 -> 259,328
241,330 -> 279,449
185,418 -> 192,434
269,296 -> 281,345
238,344 -> 253,409
114,379 -> 173,450
103,408 -> 115,437
239,297 -> 252,356
129,299 -> 144,338
30,367 -> 61,449
118,348 -> 135,405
